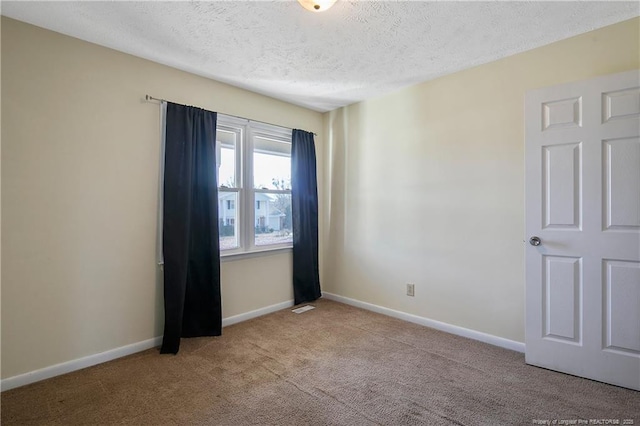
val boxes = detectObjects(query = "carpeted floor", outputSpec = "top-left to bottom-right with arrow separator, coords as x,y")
2,298 -> 639,425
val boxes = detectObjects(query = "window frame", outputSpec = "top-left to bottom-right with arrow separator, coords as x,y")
216,114 -> 293,258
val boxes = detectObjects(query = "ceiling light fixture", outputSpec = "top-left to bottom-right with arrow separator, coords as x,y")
297,0 -> 337,12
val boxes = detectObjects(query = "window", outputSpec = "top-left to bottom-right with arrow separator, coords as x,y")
216,115 -> 293,254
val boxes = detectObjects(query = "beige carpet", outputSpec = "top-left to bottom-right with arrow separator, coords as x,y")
2,298 -> 639,425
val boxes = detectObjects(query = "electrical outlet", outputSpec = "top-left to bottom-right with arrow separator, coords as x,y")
406,283 -> 415,297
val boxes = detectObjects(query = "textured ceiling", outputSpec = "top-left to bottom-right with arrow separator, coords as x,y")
2,1 -> 639,112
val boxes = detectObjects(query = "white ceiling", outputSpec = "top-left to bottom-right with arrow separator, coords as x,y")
2,1 -> 638,112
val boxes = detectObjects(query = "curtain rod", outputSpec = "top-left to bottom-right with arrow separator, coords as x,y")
145,95 -> 317,136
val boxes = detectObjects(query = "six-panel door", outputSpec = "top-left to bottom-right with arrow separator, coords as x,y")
525,70 -> 640,391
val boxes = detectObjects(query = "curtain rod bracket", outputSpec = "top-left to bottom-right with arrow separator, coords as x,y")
145,94 -> 164,102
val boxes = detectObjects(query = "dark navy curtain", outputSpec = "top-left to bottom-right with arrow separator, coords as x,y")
291,129 -> 321,305
161,102 -> 221,354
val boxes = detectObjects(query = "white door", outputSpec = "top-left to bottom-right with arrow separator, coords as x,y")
525,70 -> 640,391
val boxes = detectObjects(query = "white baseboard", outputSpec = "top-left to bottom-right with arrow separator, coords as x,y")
0,336 -> 163,392
222,299 -> 294,327
322,292 -> 525,353
1,299 -> 295,392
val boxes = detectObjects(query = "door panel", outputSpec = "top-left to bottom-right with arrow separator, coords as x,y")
604,260 -> 640,355
542,143 -> 582,229
603,137 -> 640,230
543,255 -> 582,343
543,97 -> 582,130
526,70 -> 640,391
603,88 -> 640,122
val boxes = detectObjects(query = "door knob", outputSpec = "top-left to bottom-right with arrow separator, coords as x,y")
529,236 -> 541,246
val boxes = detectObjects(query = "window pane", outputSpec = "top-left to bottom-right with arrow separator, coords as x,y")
255,193 -> 293,246
253,136 -> 291,190
216,129 -> 237,188
218,191 -> 238,250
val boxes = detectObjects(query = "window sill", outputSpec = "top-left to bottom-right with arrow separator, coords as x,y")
220,246 -> 292,262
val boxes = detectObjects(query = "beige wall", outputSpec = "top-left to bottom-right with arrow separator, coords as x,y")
1,18 -> 323,379
323,18 -> 640,342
